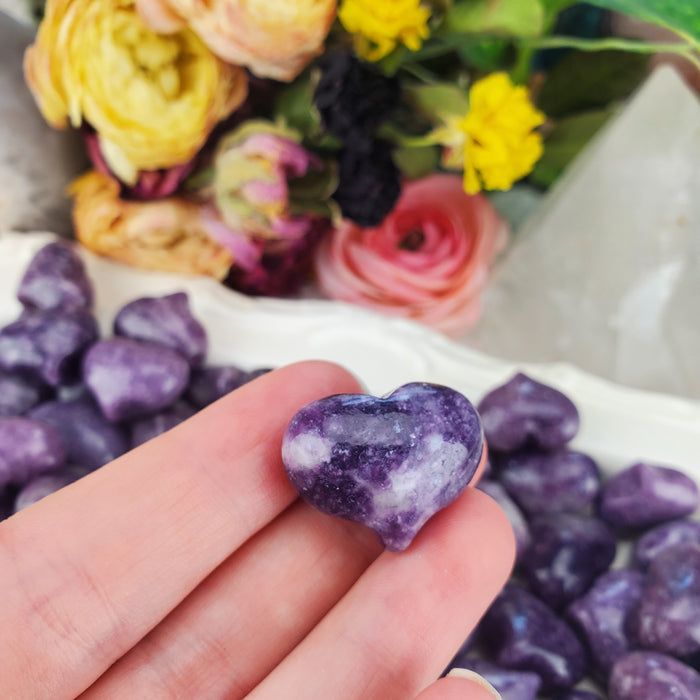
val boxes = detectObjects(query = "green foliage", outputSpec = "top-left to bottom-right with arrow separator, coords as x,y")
393,145 -> 441,179
444,0 -> 545,38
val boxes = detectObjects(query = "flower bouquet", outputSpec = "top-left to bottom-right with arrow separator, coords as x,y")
22,0 -> 700,335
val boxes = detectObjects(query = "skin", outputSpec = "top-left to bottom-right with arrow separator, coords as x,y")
0,361 -> 514,699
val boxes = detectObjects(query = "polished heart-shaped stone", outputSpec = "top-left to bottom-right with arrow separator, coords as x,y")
282,383 -> 483,551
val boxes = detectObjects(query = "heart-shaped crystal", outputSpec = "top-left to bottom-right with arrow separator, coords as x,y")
282,382 -> 483,551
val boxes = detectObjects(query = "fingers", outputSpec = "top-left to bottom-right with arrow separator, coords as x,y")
248,488 -> 516,700
80,502 -> 382,699
0,361 -> 362,700
415,673 -> 501,700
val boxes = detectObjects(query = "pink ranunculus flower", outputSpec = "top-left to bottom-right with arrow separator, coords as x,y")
136,0 -> 337,82
315,174 -> 508,335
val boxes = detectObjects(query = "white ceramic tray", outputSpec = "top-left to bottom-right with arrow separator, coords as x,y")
1,230 -> 699,479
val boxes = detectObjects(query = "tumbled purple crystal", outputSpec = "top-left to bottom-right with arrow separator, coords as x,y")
633,519 -> 700,570
114,293 -> 207,367
566,569 -> 646,677
476,373 -> 579,452
499,448 -> 600,516
29,397 -> 128,469
282,383 -> 483,551
599,462 -> 699,530
17,241 -> 93,312
130,400 -> 196,448
631,543 -> 700,657
13,465 -> 91,512
481,584 -> 586,692
186,365 -> 271,408
609,652 -> 700,700
0,417 -> 65,487
0,369 -> 45,416
0,309 -> 99,386
522,513 -> 616,609
449,658 -> 542,700
83,338 -> 190,422
477,479 -> 531,560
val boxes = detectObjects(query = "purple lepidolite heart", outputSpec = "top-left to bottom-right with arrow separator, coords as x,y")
282,383 -> 483,551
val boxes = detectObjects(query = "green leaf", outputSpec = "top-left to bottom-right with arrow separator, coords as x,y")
393,145 -> 441,179
457,36 -> 512,70
537,49 -> 650,118
530,108 -> 615,187
404,83 -> 470,122
444,0 -> 545,38
583,0 -> 700,44
274,74 -> 323,143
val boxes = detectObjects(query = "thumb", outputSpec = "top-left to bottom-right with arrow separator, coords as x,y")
415,669 -> 502,699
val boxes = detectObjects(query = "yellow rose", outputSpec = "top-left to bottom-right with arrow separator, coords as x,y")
70,171 -> 233,279
25,0 -> 248,183
136,0 -> 337,81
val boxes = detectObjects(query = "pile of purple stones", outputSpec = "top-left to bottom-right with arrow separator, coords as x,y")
448,373 -> 700,700
0,241 -> 269,518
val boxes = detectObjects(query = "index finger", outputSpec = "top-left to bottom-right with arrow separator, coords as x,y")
0,360 -> 363,700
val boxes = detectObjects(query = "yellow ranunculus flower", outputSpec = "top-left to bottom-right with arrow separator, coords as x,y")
339,0 -> 431,61
459,73 -> 545,194
70,171 -> 233,278
25,0 -> 248,183
136,0 -> 338,82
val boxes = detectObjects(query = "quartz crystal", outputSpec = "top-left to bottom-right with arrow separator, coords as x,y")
609,651 -> 700,700
282,383 -> 483,551
476,373 -> 579,451
481,584 -> 586,692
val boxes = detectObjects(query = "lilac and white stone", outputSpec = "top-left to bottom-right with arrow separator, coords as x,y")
30,397 -> 128,469
499,448 -> 600,516
0,369 -> 45,416
114,293 -> 207,367
0,417 -> 65,487
449,658 -> 541,700
477,479 -> 531,560
282,383 -> 483,551
631,543 -> 700,657
83,338 -> 190,422
130,401 -> 196,448
476,373 -> 579,452
566,569 -> 646,677
522,513 -> 617,609
609,652 -> 700,700
17,241 -> 93,312
481,584 -> 586,692
633,519 -> 700,570
599,462 -> 699,529
0,309 -> 99,386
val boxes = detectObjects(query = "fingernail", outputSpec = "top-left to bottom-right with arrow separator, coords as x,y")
447,668 -> 502,699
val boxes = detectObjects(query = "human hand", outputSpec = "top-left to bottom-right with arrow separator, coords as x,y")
0,361 -> 514,699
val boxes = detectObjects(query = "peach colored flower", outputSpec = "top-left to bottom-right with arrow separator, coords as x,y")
315,174 -> 508,335
136,0 -> 337,82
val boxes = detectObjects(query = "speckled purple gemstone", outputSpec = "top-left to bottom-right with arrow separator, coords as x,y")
631,543 -> 700,657
83,338 -> 190,422
599,462 -> 699,530
481,584 -> 586,692
450,658 -> 542,700
609,652 -> 700,700
566,569 -> 646,677
130,400 -> 196,448
0,369 -> 45,416
186,365 -> 271,408
0,417 -> 65,487
477,479 -> 531,560
499,448 -> 600,516
522,513 -> 616,609
114,293 -> 207,367
29,397 -> 128,469
633,520 -> 700,570
0,309 -> 99,386
476,373 -> 579,452
13,465 -> 90,512
282,383 -> 483,551
18,241 -> 93,312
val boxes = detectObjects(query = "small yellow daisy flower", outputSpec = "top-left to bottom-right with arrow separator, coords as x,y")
339,0 -> 431,62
